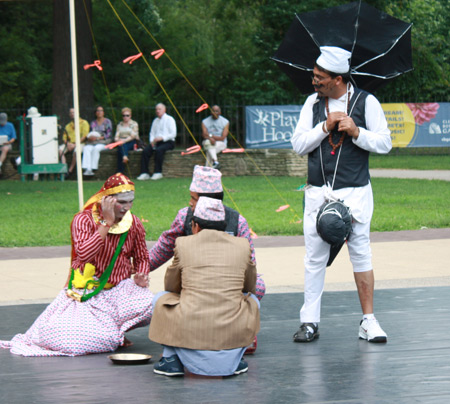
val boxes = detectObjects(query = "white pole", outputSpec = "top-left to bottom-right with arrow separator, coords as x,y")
69,0 -> 84,210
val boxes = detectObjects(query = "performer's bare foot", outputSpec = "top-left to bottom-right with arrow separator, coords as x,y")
122,337 -> 134,348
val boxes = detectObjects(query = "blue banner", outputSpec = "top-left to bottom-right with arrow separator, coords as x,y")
245,103 -> 450,148
245,105 -> 301,149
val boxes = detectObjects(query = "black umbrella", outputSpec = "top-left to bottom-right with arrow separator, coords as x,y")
272,1 -> 413,93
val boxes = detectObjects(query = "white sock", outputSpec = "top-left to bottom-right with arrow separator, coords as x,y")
363,313 -> 375,321
306,323 -> 318,333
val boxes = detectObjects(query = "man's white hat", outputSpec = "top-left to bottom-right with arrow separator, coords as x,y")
26,106 -> 41,118
316,46 -> 351,74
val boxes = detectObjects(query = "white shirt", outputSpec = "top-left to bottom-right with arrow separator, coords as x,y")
291,85 -> 392,223
291,84 -> 392,156
202,115 -> 229,146
149,113 -> 177,143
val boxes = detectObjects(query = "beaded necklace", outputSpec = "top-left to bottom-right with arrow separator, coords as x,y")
325,86 -> 351,155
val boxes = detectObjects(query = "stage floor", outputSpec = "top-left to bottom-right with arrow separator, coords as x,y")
1,287 -> 450,404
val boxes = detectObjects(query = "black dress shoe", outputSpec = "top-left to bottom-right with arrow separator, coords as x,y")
293,323 -> 320,342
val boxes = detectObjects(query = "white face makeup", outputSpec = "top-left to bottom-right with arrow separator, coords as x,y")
113,191 -> 135,220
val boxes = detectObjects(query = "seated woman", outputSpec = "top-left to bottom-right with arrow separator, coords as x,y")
115,107 -> 139,173
149,197 -> 260,377
82,105 -> 113,176
0,174 -> 154,356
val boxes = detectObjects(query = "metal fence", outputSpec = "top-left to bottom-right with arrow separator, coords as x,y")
1,104 -> 247,148
3,98 -> 449,150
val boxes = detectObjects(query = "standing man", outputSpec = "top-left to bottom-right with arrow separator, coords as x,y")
291,46 -> 392,343
137,103 -> 176,181
201,105 -> 229,169
149,197 -> 260,377
59,108 -> 90,178
0,112 -> 16,176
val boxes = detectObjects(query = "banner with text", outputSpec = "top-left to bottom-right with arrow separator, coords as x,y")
245,103 -> 450,148
381,103 -> 450,147
245,105 -> 301,149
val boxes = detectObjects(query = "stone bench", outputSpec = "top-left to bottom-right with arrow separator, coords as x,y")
3,149 -> 307,181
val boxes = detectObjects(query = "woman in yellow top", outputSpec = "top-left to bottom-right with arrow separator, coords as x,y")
115,107 -> 139,173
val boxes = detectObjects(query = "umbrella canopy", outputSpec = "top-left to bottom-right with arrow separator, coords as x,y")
272,1 -> 413,93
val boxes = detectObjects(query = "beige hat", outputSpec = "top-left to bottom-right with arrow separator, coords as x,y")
316,46 -> 351,74
26,107 -> 41,118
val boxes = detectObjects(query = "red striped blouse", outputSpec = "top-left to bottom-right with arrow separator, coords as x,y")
71,211 -> 150,285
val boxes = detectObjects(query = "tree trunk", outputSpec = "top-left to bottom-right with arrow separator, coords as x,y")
52,0 -> 93,134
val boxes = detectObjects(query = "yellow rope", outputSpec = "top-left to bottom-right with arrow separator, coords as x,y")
81,0 -> 117,125
83,0 -> 133,177
106,0 -> 206,163
118,0 -> 300,222
120,0 -> 209,107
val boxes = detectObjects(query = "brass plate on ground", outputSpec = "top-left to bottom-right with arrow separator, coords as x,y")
108,353 -> 152,365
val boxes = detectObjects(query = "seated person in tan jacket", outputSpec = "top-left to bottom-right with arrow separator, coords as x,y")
149,197 -> 260,377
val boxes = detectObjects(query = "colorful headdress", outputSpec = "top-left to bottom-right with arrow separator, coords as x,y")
193,197 -> 225,222
83,173 -> 135,211
189,165 -> 223,193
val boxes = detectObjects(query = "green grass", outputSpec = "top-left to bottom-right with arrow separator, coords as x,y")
369,154 -> 450,170
1,175 -> 450,247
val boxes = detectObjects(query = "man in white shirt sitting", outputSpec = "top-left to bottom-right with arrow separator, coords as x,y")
137,103 -> 177,181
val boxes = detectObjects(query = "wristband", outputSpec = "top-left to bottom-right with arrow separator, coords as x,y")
99,220 -> 111,228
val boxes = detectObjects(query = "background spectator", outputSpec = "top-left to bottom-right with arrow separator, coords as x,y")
137,103 -> 176,181
0,112 -> 17,177
201,105 -> 229,170
59,108 -> 89,179
82,106 -> 113,176
115,107 -> 139,174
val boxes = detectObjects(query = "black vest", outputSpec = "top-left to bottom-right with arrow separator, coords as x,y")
184,205 -> 240,236
308,88 -> 370,190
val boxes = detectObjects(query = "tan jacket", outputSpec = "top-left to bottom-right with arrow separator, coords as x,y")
148,229 -> 260,350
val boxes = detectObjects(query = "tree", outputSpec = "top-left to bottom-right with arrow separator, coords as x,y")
0,0 -> 448,117
52,0 -> 94,124
374,0 -> 449,102
0,1 -> 53,110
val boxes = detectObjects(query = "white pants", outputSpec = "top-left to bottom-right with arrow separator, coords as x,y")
82,144 -> 106,171
202,139 -> 226,165
300,208 -> 372,323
